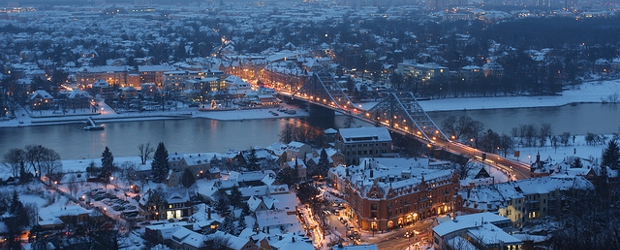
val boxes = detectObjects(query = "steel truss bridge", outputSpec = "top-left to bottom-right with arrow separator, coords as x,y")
288,71 -> 531,180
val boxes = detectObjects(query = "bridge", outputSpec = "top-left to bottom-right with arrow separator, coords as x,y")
288,71 -> 531,180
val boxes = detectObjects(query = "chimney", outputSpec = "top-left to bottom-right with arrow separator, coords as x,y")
207,207 -> 212,220
370,169 -> 374,178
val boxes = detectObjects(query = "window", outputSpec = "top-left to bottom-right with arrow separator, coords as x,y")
371,203 -> 377,210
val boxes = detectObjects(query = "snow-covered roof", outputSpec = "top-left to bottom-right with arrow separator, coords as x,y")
433,212 -> 511,237
337,127 -> 392,143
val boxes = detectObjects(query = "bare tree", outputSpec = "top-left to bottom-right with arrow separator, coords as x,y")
41,148 -> 63,184
25,144 -> 46,177
68,174 -> 79,197
454,162 -> 475,180
279,123 -> 295,144
207,234 -> 231,250
138,142 -> 154,165
2,148 -> 25,178
538,123 -> 553,147
499,133 -> 514,157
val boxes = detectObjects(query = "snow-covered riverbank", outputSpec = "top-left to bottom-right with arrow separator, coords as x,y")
1,79 -> 618,128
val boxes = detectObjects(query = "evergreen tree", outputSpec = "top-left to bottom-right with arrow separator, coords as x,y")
181,168 -> 196,188
316,148 -> 330,177
219,213 -> 235,235
214,190 -> 230,214
237,214 -> 247,232
100,146 -> 115,181
570,157 -> 583,168
229,185 -> 243,208
151,142 -> 170,183
602,139 -> 620,170
247,148 -> 259,171
9,190 -> 23,215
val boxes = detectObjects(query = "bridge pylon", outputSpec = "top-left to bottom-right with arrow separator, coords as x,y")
366,92 -> 448,142
292,70 -> 358,111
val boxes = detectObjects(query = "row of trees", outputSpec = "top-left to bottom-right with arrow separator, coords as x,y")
2,145 -> 63,184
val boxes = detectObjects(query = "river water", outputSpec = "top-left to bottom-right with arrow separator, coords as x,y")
0,103 -> 618,160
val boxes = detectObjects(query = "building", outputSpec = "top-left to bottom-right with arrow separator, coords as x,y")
432,212 -> 521,250
458,175 -> 593,227
286,141 -> 312,162
139,188 -> 192,221
334,127 -> 392,165
29,90 -> 54,110
76,66 -> 133,87
162,70 -> 205,91
397,62 -> 448,85
328,158 -> 459,231
139,65 -> 177,87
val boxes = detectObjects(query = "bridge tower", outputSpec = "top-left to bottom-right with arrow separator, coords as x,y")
293,70 -> 360,121
366,92 -> 448,142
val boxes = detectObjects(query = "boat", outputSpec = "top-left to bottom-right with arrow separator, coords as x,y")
84,125 -> 105,131
84,116 -> 105,131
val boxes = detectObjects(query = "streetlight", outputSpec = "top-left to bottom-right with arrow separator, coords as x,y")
405,231 -> 413,250
372,217 -> 377,237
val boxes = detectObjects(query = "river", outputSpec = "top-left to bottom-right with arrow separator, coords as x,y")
0,103 -> 618,160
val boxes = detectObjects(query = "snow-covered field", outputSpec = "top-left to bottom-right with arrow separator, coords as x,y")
418,79 -> 620,112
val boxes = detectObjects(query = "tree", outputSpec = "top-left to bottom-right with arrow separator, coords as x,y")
570,157 -> 583,168
276,166 -> 299,187
181,168 -> 196,188
68,174 -> 79,197
86,160 -> 101,179
214,190 -> 230,215
100,146 -> 115,182
151,142 -> 170,183
538,123 -> 553,147
138,142 -> 155,165
237,213 -> 247,232
455,162 -> 475,180
560,132 -> 571,146
25,144 -> 46,177
279,123 -> 295,144
229,185 -> 243,208
41,147 -> 63,184
602,139 -> 620,170
499,134 -> 514,157
296,181 -> 319,204
2,148 -> 25,178
585,132 -> 596,146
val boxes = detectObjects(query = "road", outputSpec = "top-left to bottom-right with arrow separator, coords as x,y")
435,138 -> 532,180
364,220 -> 432,250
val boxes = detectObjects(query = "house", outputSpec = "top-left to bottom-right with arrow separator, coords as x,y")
38,205 -> 93,230
432,212 -> 520,250
204,231 -> 260,250
166,170 -> 180,188
29,90 -> 54,110
144,222 -> 192,244
397,62 -> 448,85
285,159 -> 307,180
139,188 -> 191,221
459,175 -> 594,227
65,89 -> 91,109
177,153 -> 212,177
170,227 -> 208,250
286,141 -> 312,162
334,127 -> 392,165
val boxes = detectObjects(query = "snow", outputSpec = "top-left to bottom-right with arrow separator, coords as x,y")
418,79 -> 620,112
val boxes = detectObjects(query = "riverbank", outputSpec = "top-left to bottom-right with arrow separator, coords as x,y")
418,78 -> 620,112
1,79 -> 618,128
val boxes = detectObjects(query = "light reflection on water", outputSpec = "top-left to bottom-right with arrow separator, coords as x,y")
0,103 -> 617,160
